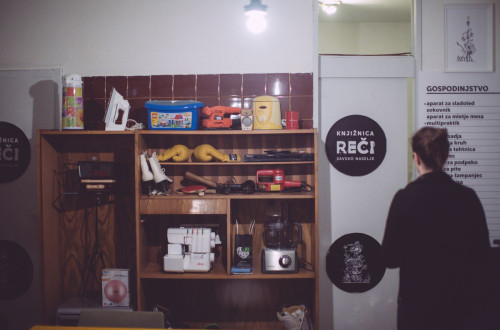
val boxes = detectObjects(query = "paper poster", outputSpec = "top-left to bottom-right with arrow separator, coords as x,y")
418,72 -> 500,245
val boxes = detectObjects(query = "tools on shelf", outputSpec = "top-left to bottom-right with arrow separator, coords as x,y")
200,106 -> 241,129
141,143 -> 313,196
184,171 -> 256,195
179,169 -> 311,196
256,169 -> 312,192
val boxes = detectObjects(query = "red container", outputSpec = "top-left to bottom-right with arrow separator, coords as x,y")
286,111 -> 299,129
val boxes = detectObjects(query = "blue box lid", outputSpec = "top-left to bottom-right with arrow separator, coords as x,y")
145,100 -> 204,110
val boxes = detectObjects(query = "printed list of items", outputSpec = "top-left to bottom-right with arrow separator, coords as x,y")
419,74 -> 500,245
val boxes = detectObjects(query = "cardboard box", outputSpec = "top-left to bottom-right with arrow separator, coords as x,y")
102,268 -> 129,307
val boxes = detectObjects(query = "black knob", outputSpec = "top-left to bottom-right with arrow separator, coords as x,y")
279,255 -> 292,268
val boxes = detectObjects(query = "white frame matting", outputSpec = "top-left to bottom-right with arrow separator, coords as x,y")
445,3 -> 494,72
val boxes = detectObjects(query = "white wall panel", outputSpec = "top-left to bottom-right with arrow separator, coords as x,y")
0,0 -> 314,76
319,56 -> 414,329
0,68 -> 61,330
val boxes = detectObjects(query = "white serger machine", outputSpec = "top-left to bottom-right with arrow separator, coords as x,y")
163,227 -> 221,272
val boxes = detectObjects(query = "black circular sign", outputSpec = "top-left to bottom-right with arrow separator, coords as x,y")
0,313 -> 8,330
326,233 -> 385,293
0,122 -> 31,183
0,240 -> 33,300
325,115 -> 386,176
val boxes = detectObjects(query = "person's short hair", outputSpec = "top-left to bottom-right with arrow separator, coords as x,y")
412,127 -> 449,170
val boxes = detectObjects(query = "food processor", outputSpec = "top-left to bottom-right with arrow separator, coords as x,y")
261,202 -> 302,273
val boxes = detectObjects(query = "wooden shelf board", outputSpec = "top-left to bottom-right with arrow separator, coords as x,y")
40,129 -> 134,135
39,129 -> 314,136
140,192 -> 314,201
140,262 -> 315,280
140,129 -> 314,135
159,161 -> 314,166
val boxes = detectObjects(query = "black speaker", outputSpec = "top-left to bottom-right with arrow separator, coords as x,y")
0,239 -> 34,329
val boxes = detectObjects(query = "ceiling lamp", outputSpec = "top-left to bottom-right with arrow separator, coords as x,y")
319,0 -> 341,15
244,0 -> 268,34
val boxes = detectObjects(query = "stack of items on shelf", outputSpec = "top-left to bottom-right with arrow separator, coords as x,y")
140,146 -> 313,197
144,94 -> 297,131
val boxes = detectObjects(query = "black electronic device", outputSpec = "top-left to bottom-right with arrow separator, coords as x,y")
244,150 -> 314,162
217,180 -> 256,195
78,161 -> 115,192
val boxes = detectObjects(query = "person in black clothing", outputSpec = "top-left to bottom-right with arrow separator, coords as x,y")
382,127 -> 496,330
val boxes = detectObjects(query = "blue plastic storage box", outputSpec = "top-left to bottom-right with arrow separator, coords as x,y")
146,100 -> 204,130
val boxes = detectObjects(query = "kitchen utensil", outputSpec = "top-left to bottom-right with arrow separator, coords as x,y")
261,202 -> 302,273
253,95 -> 282,130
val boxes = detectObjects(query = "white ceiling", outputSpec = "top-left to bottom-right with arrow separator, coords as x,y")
318,0 -> 412,23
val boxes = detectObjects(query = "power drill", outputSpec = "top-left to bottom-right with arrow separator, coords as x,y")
256,169 -> 311,192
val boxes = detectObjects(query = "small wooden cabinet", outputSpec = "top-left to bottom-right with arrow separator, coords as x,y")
38,129 -> 318,329
38,131 -> 136,324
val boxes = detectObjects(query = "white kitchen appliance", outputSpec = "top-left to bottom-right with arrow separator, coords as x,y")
163,227 -> 221,272
105,88 -> 130,131
262,247 -> 299,272
261,203 -> 302,273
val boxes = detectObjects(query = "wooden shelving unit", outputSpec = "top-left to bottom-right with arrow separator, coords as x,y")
38,129 -> 318,329
38,130 -> 136,325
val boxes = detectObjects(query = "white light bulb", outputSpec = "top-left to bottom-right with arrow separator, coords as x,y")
322,4 -> 337,15
246,11 -> 267,33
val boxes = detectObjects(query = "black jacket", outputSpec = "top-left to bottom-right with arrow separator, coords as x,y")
382,171 -> 493,330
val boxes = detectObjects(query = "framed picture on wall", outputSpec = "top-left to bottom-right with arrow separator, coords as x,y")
445,4 -> 494,72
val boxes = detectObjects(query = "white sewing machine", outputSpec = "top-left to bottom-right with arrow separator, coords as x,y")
163,227 -> 221,272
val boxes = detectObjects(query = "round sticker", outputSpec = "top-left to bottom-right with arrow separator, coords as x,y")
0,122 -> 31,183
326,233 -> 385,293
0,313 -> 8,330
325,115 -> 386,176
0,240 -> 33,300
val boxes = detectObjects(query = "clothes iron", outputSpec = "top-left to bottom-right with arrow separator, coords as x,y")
105,88 -> 130,131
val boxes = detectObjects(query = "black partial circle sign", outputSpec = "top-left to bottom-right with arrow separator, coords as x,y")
325,115 -> 386,176
0,313 -> 8,330
326,233 -> 385,293
0,240 -> 33,300
0,122 -> 31,183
